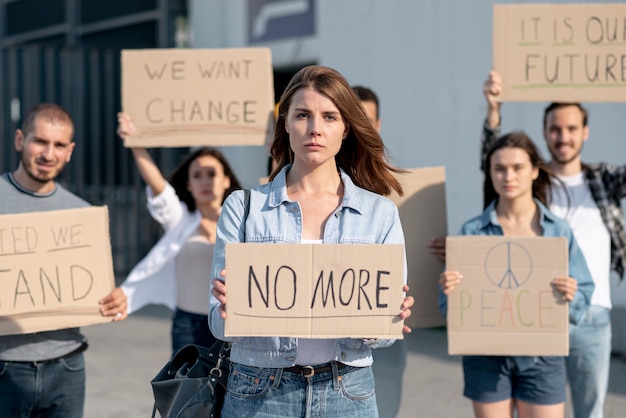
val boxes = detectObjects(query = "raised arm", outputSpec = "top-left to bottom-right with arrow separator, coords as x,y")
480,71 -> 504,172
117,112 -> 166,196
484,70 -> 503,129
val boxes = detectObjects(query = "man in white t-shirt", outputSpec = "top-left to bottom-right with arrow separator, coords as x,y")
477,71 -> 625,418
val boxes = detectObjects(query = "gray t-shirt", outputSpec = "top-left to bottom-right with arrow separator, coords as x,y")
0,172 -> 90,361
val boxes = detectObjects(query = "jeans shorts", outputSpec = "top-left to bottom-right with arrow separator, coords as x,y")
462,355 -> 565,405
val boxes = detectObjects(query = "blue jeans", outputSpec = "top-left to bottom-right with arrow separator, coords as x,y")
567,306 -> 612,418
0,352 -> 85,418
221,362 -> 379,417
171,308 -> 217,356
372,339 -> 406,418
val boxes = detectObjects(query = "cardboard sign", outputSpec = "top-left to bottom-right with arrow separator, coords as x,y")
390,167 -> 447,329
0,207 -> 115,335
122,47 -> 275,147
446,236 -> 569,356
224,243 -> 405,339
494,3 -> 626,102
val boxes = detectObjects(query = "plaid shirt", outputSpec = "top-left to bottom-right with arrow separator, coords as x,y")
481,121 -> 626,279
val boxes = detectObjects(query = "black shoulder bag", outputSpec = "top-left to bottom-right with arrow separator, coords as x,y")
150,189 -> 250,418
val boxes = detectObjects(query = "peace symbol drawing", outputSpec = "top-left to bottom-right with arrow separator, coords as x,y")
484,241 -> 533,289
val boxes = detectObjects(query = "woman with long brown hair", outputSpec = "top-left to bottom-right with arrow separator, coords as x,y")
439,131 -> 593,418
209,65 -> 413,417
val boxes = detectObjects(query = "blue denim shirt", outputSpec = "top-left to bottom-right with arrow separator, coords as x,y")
438,199 -> 594,325
209,165 -> 406,368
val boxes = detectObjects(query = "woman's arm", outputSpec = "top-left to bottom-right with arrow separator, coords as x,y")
208,191 -> 247,341
117,112 -> 166,196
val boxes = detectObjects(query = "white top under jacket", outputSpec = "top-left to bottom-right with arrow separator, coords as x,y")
121,183 -> 201,313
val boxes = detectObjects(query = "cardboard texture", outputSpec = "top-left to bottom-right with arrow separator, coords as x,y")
0,207 -> 115,335
390,167 -> 447,328
446,236 -> 569,356
494,3 -> 626,102
224,243 -> 405,339
122,47 -> 275,147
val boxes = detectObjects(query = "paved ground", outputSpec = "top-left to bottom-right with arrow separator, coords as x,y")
83,305 -> 626,417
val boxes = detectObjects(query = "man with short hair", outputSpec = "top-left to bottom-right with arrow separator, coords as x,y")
0,103 -> 128,418
479,71 -> 621,418
353,85 -> 406,418
353,85 -> 382,132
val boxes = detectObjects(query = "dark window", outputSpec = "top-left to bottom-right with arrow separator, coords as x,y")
81,22 -> 157,48
7,0 -> 65,36
19,35 -> 66,46
80,0 -> 156,24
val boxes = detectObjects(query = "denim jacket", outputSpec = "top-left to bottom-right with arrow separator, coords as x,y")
482,120 -> 626,278
209,165 -> 406,368
438,199 -> 594,325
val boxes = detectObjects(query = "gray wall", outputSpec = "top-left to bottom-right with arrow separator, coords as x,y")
189,0 -> 626,311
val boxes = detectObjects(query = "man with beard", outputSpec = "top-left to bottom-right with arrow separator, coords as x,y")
477,71 -> 622,418
0,103 -> 128,418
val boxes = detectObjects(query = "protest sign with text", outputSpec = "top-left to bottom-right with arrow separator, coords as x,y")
494,3 -> 626,102
446,236 -> 569,356
0,207 -> 115,335
224,243 -> 405,339
122,47 -> 275,147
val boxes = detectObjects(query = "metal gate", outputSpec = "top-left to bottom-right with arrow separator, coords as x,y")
0,45 -> 184,282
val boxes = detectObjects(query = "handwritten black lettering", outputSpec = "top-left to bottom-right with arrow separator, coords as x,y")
0,226 -> 38,255
248,265 -> 269,308
605,54 -> 618,82
143,61 -> 186,80
524,52 -> 626,84
9,264 -> 95,309
145,99 -> 258,124
586,16 -> 624,44
247,265 -> 297,310
521,17 -> 542,42
40,266 -> 61,304
585,54 -> 600,82
311,270 -> 336,308
50,223 -> 83,247
274,266 -> 297,311
339,269 -> 355,307
197,60 -> 253,79
171,60 -> 185,80
357,269 -> 372,310
376,271 -> 390,308
144,63 -> 168,80
544,55 -> 559,83
14,270 -> 35,307
71,265 -> 93,301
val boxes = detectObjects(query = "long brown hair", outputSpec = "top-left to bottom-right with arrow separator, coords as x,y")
168,147 -> 242,212
483,131 -> 554,209
270,65 -> 404,196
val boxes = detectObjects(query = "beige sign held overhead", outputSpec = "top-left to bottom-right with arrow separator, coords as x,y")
224,243 -> 405,339
494,3 -> 626,102
0,207 -> 116,335
122,47 -> 275,147
390,167 -> 447,329
446,236 -> 569,356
